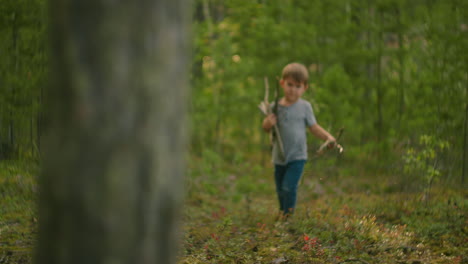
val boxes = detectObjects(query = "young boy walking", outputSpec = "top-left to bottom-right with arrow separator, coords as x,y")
262,62 -> 336,217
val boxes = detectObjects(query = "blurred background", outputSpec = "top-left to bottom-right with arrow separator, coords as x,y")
0,0 -> 467,186
189,0 -> 467,188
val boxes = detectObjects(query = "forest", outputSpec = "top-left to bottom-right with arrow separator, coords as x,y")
0,0 -> 467,263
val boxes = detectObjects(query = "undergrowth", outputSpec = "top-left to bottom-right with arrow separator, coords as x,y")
0,154 -> 466,264
180,151 -> 467,264
0,160 -> 38,263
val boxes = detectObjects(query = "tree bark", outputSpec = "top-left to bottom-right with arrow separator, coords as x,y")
36,1 -> 190,264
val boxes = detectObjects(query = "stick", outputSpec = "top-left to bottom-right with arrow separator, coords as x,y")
263,76 -> 269,103
316,128 -> 344,155
273,77 -> 279,117
258,77 -> 285,159
272,77 -> 285,158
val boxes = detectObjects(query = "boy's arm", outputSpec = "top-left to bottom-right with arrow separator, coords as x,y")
309,123 -> 335,143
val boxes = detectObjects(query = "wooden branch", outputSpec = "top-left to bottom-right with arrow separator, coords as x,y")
263,76 -> 269,103
273,124 -> 285,158
271,77 -> 285,158
258,102 -> 268,115
273,76 -> 280,117
316,128 -> 344,155
259,77 -> 285,159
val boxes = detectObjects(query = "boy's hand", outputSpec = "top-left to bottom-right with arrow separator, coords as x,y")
266,114 -> 277,126
326,136 -> 336,149
262,114 -> 277,132
326,136 -> 344,154
317,137 -> 337,155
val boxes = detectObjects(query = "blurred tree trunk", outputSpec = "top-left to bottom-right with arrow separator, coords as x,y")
36,0 -> 190,264
362,0 -> 374,146
375,9 -> 384,145
463,83 -> 468,184
9,12 -> 18,155
396,6 -> 405,132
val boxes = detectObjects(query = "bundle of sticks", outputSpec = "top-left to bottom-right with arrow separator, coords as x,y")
258,77 -> 285,159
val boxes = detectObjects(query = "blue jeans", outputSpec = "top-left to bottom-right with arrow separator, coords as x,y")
274,160 -> 306,215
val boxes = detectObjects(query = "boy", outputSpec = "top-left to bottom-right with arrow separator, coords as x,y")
262,62 -> 336,217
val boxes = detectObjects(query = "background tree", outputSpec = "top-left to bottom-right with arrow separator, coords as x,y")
0,0 -> 46,159
35,0 -> 190,263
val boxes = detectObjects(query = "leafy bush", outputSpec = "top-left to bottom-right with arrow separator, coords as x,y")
403,135 -> 449,195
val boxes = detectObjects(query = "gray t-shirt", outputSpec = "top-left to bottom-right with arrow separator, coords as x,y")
272,99 -> 316,165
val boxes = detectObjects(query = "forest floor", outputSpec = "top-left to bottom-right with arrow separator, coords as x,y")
0,161 -> 37,264
180,154 -> 467,264
0,157 -> 466,264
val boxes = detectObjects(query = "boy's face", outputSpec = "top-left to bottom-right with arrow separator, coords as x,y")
280,77 -> 308,104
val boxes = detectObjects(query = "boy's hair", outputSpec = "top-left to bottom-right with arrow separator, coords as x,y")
281,63 -> 309,85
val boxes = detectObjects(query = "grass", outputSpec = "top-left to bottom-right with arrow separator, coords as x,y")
0,161 -> 38,263
0,155 -> 466,264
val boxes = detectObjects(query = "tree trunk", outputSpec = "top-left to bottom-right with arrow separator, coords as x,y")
396,6 -> 405,132
36,1 -> 190,264
463,81 -> 468,184
9,12 -> 18,155
361,0 -> 373,146
376,10 -> 383,145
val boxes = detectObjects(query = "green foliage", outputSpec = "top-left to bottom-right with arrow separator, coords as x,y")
1,0 -> 466,176
0,0 -> 46,159
403,135 -> 449,190
190,0 -> 468,182
314,64 -> 360,143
